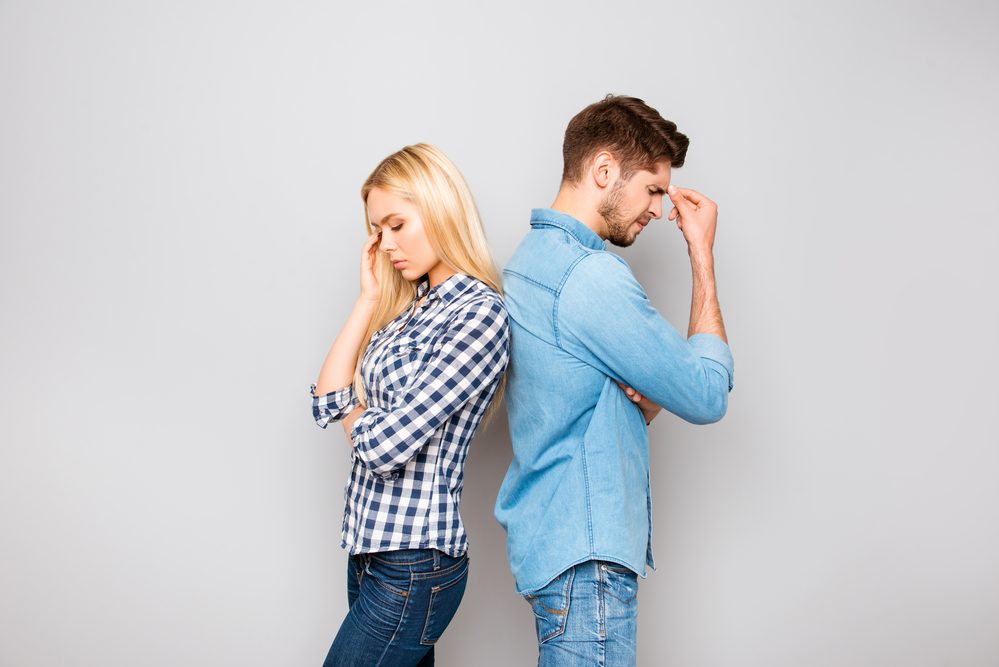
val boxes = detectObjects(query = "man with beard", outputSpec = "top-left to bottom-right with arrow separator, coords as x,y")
495,95 -> 735,665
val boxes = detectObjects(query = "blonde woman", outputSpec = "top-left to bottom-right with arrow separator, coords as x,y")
310,144 -> 509,667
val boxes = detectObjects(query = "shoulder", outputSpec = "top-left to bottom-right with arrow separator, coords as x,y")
555,251 -> 650,336
507,229 -> 604,287
446,277 -> 509,327
562,250 -> 638,294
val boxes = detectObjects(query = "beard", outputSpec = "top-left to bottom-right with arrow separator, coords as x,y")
597,181 -> 641,248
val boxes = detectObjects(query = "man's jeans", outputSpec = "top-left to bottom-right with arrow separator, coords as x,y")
323,549 -> 469,667
523,560 -> 639,667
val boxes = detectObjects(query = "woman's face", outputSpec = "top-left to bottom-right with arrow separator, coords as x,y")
366,187 -> 451,286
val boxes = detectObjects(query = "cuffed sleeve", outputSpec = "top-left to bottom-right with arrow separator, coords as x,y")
310,383 -> 359,428
688,333 -> 735,392
350,296 -> 509,479
557,253 -> 734,426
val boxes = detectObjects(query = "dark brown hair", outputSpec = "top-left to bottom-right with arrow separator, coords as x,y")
561,94 -> 689,184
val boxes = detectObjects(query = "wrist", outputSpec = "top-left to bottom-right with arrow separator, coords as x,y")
688,248 -> 716,276
687,243 -> 714,262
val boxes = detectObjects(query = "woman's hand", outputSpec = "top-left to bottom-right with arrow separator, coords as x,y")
360,232 -> 381,303
341,405 -> 365,446
616,381 -> 662,426
313,235 -> 381,396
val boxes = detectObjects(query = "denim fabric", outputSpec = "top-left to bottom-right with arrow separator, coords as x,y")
495,208 -> 735,593
323,549 -> 469,667
524,561 -> 639,667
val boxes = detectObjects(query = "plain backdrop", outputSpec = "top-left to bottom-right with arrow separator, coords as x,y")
2,1 -> 997,665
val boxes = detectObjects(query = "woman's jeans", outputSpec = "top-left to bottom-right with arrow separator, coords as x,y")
523,560 -> 639,667
323,549 -> 469,667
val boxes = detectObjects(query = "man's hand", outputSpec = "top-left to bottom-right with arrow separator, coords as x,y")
616,381 -> 662,425
668,185 -> 717,254
667,184 -> 728,343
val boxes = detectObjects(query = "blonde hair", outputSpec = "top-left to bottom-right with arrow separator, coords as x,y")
354,143 -> 505,415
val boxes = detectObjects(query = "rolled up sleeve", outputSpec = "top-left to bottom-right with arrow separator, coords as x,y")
310,383 -> 360,428
558,253 -> 734,425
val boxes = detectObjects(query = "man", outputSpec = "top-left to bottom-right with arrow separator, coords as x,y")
494,95 -> 735,665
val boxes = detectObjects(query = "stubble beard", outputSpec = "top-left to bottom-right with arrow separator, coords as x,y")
598,181 -> 639,248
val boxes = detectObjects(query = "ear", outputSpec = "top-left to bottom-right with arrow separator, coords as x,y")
589,151 -> 618,190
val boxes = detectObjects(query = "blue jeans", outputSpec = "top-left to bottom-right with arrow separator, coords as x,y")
323,549 -> 469,667
523,560 -> 639,667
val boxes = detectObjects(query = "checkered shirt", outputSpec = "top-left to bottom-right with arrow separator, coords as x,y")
311,273 -> 509,557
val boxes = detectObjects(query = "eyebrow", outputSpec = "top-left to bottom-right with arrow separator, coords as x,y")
371,212 -> 403,228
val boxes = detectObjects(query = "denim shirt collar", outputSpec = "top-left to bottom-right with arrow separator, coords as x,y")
530,208 -> 607,251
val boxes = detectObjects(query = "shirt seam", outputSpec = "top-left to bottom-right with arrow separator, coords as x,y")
552,251 -> 604,349
502,268 -> 557,295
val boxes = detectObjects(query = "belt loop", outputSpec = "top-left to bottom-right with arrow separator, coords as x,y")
433,549 -> 441,570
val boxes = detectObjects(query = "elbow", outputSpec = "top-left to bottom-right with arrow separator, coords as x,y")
312,408 -> 334,429
359,455 -> 403,480
353,439 -> 406,479
682,389 -> 729,425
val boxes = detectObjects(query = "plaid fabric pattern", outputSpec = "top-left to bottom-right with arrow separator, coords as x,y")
311,273 -> 509,556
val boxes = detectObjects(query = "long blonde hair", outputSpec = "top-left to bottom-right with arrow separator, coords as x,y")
354,143 -> 505,414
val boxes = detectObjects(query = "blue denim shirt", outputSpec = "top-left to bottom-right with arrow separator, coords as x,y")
494,208 -> 735,593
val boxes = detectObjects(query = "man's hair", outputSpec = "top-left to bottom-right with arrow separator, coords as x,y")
561,94 -> 689,184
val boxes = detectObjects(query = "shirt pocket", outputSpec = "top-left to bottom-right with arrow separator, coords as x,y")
380,335 -> 426,395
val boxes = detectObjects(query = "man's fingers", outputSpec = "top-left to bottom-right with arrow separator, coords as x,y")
615,381 -> 644,402
667,184 -> 695,212
668,185 -> 714,213
673,186 -> 708,205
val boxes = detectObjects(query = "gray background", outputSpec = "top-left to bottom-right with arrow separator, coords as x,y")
2,0 -> 997,665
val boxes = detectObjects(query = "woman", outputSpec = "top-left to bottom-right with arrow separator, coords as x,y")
310,144 -> 509,667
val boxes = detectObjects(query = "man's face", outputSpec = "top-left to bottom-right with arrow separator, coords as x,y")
597,161 -> 671,247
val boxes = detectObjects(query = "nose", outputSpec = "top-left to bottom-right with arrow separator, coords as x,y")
649,198 -> 663,220
378,230 -> 396,252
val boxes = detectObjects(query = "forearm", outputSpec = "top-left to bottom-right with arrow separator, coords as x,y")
314,298 -> 378,395
687,247 -> 727,343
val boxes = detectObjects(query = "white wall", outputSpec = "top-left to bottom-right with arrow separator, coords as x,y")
1,1 -> 997,665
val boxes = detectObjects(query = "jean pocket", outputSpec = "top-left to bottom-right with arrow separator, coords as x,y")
523,567 -> 574,644
350,556 -> 365,585
354,559 -> 411,642
600,562 -> 634,576
419,558 -> 469,646
364,556 -> 412,597
599,562 -> 638,604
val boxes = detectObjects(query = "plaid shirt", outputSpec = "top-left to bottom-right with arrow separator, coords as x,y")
311,273 -> 509,556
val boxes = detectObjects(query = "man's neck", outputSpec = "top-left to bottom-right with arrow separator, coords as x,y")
550,186 -> 607,240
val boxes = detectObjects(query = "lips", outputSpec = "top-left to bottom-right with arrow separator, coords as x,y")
392,259 -> 407,268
